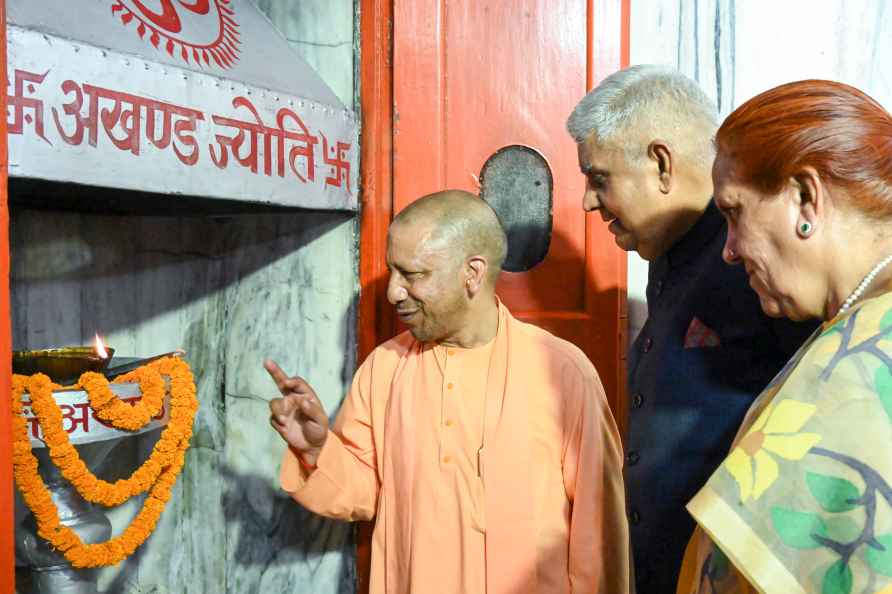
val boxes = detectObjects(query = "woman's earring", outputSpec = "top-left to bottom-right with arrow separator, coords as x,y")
798,221 -> 814,238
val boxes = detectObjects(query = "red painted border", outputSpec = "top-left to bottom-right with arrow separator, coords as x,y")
358,0 -> 394,364
619,0 -> 630,436
0,1 -> 14,590
621,0 -> 630,68
357,0 -> 394,591
587,0 -> 631,436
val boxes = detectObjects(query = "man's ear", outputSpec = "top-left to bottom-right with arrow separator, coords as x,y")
466,256 -> 488,295
648,140 -> 673,194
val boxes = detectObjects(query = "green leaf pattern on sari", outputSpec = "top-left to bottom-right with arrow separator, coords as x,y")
692,299 -> 892,593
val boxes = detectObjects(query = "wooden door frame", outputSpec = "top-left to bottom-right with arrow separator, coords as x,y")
357,1 -> 629,591
359,0 -> 395,364
357,1 -> 394,591
589,0 -> 632,434
1,0 -> 15,590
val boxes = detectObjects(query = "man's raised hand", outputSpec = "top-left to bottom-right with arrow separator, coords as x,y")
264,359 -> 329,467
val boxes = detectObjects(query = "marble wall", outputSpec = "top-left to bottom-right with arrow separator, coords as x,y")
12,1 -> 360,593
627,0 -> 892,338
253,0 -> 356,106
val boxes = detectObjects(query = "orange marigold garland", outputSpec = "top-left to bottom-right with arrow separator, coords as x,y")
11,356 -> 199,568
82,367 -> 166,431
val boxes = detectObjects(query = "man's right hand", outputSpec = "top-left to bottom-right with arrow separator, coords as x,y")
264,359 -> 329,467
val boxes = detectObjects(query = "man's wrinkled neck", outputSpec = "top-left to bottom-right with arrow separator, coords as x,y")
437,294 -> 500,348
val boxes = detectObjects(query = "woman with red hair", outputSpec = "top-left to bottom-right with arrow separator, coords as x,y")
678,80 -> 892,594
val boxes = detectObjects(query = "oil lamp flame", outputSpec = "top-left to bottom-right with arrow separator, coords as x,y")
94,334 -> 109,359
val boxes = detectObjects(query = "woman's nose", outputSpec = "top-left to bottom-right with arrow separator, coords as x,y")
722,230 -> 740,264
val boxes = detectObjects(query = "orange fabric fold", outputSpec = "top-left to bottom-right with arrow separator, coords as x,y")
280,302 -> 630,593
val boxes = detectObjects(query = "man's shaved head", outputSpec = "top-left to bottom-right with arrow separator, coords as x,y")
391,189 -> 508,285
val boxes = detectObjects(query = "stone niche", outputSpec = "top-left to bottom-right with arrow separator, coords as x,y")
11,1 -> 360,593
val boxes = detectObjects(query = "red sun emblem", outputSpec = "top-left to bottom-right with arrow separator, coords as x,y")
111,0 -> 241,69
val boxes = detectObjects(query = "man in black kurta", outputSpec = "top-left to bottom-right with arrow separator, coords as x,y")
625,199 -> 815,591
566,65 -> 818,593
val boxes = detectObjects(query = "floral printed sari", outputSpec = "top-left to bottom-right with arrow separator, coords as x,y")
678,287 -> 892,594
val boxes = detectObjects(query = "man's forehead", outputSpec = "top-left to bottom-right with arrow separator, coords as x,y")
388,220 -> 450,260
390,218 -> 437,243
578,137 -> 622,172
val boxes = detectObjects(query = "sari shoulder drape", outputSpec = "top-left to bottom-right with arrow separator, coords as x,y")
682,290 -> 892,594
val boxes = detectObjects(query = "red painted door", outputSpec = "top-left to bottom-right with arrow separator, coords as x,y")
389,0 -> 630,423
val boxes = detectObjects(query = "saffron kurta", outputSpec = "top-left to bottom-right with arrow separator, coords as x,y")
280,303 -> 630,593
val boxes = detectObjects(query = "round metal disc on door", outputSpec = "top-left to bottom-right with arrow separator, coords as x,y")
479,145 -> 553,272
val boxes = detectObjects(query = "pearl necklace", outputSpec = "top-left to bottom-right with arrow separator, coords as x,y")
838,253 -> 892,314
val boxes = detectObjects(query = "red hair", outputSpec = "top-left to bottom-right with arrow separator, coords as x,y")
716,80 -> 892,218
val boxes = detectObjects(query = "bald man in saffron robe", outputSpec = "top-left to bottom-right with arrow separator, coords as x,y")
266,190 -> 630,594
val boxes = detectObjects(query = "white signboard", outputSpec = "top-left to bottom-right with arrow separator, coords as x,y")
20,383 -> 170,447
7,12 -> 358,211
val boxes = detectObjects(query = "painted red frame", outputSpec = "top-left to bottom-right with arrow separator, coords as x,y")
357,0 -> 393,591
0,1 -> 14,591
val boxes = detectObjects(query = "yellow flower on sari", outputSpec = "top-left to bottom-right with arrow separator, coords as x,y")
724,399 -> 822,502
